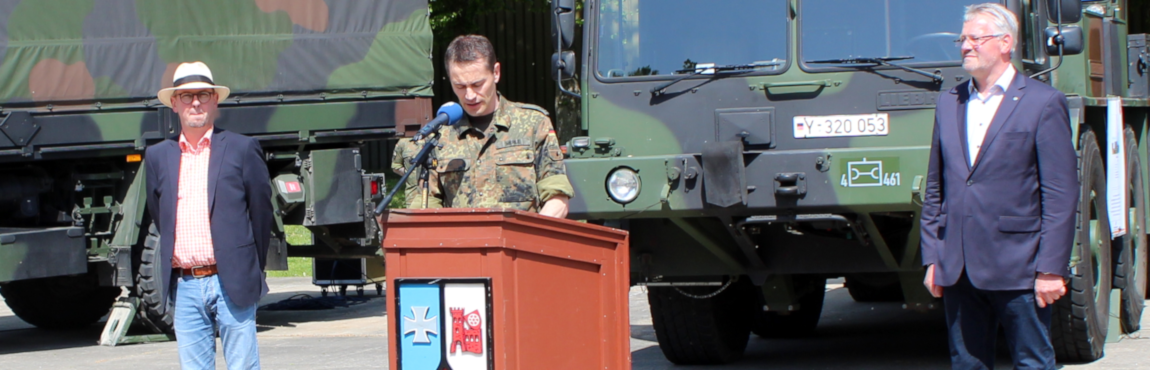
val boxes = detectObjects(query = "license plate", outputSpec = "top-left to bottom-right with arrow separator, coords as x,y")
793,113 -> 890,138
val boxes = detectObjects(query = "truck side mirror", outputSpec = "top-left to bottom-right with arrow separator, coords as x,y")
1045,26 -> 1083,56
551,51 -> 577,81
1045,0 -> 1081,24
552,0 -> 576,50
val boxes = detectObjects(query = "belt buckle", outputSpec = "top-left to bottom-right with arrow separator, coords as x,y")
189,265 -> 211,278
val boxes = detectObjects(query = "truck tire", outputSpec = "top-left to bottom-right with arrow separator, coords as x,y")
1115,127 -> 1147,333
134,224 -> 174,335
844,274 -> 904,302
752,277 -> 826,337
1052,128 -> 1111,362
0,274 -> 121,330
647,277 -> 754,365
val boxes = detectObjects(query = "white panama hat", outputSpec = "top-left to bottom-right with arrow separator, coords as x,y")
156,61 -> 231,108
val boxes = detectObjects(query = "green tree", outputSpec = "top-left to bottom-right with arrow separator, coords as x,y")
628,65 -> 658,76
430,0 -> 550,41
682,59 -> 697,72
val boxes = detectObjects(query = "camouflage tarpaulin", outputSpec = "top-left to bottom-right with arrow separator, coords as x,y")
0,0 -> 433,105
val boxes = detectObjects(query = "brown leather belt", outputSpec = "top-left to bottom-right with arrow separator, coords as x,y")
180,265 -> 218,278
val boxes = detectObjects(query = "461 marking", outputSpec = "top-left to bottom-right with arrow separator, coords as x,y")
840,158 -> 901,188
840,172 -> 900,187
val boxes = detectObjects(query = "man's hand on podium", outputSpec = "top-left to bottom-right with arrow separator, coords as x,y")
540,195 -> 569,219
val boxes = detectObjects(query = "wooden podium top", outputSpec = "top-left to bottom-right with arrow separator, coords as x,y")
381,208 -> 629,264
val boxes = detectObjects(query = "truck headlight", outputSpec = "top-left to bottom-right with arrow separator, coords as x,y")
606,167 -> 640,204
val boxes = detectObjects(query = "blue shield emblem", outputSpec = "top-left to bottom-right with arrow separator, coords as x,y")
398,284 -> 442,369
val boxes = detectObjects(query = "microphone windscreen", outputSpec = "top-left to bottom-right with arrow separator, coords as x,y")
437,102 -> 465,125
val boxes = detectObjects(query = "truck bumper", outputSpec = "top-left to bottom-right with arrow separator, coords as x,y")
567,146 -> 930,219
0,227 -> 87,283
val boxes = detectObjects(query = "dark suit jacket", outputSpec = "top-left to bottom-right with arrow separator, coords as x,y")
920,72 -> 1078,291
145,128 -> 273,308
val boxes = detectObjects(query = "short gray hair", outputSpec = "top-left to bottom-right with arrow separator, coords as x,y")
964,3 -> 1018,51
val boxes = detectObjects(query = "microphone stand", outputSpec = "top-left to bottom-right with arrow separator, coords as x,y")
375,131 -> 440,216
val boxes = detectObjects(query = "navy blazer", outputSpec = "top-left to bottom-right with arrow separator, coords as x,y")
145,128 -> 273,308
920,72 -> 1078,291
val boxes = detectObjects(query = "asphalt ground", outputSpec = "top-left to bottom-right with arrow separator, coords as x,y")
0,277 -> 1146,369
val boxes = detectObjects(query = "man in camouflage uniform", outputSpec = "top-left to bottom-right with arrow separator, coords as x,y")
390,137 -> 423,208
426,35 -> 573,217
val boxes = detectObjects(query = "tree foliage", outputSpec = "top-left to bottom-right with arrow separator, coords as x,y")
430,0 -> 551,42
628,65 -> 658,76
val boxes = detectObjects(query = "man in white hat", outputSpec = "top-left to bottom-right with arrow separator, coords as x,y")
145,61 -> 272,369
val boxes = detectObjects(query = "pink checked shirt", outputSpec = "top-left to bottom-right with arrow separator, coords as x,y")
173,130 -> 216,269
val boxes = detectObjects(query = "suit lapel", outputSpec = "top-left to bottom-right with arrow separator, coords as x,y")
969,73 -> 1027,175
955,82 -> 971,170
208,128 -> 228,214
166,139 -> 181,222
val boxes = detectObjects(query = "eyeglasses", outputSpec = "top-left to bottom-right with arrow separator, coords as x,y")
954,34 -> 1004,48
176,91 -> 216,104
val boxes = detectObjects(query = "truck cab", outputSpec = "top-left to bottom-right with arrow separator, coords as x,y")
553,0 -> 1147,364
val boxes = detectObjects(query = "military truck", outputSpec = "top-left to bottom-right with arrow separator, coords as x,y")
0,0 -> 433,335
552,0 -> 1148,364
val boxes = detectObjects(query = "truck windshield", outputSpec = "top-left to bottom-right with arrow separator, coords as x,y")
800,0 -> 986,66
596,0 -> 787,79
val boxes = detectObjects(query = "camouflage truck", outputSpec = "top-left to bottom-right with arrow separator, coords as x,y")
0,0 -> 433,334
551,0 -> 1149,364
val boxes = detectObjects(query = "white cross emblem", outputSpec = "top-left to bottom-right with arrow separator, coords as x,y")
403,306 -> 439,344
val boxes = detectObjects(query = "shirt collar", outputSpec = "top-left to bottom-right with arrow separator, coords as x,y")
179,129 -> 213,153
969,65 -> 1015,98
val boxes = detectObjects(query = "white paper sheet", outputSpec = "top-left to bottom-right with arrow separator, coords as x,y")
1107,97 -> 1127,238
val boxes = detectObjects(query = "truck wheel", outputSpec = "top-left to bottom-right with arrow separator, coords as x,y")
1115,127 -> 1147,333
647,277 -> 754,365
134,224 -> 174,334
752,277 -> 826,337
1052,128 -> 1111,362
844,274 -> 904,302
0,274 -> 121,329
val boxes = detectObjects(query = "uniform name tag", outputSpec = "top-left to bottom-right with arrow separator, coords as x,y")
496,138 -> 530,149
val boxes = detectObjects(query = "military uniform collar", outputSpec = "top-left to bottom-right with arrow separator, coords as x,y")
450,94 -> 512,139
491,94 -> 513,129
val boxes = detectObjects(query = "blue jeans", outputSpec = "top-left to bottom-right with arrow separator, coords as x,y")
174,274 -> 260,370
943,272 -> 1055,370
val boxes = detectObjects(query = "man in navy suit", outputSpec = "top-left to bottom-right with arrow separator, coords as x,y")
146,61 -> 272,369
920,4 -> 1078,369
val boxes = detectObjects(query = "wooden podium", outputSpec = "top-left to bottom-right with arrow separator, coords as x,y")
382,208 -> 630,370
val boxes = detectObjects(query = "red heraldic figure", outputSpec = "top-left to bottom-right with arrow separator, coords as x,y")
449,308 -> 465,354
449,307 -> 484,354
463,311 -> 482,354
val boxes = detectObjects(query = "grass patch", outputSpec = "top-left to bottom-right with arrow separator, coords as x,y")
384,177 -> 408,209
267,257 -> 312,277
285,225 -> 312,245
269,225 -> 314,277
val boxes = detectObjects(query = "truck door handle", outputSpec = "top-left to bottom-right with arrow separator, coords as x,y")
760,80 -> 841,89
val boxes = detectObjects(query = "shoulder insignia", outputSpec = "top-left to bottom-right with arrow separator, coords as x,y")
515,103 -> 550,116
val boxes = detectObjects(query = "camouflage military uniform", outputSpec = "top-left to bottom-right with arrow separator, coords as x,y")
391,138 -> 424,208
427,95 -> 573,212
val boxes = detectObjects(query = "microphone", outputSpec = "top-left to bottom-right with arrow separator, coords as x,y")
412,102 -> 465,141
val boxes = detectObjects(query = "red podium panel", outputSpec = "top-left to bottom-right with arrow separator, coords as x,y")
383,208 -> 630,370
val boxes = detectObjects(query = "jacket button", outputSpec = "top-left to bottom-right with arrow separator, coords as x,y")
966,180 -> 973,186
